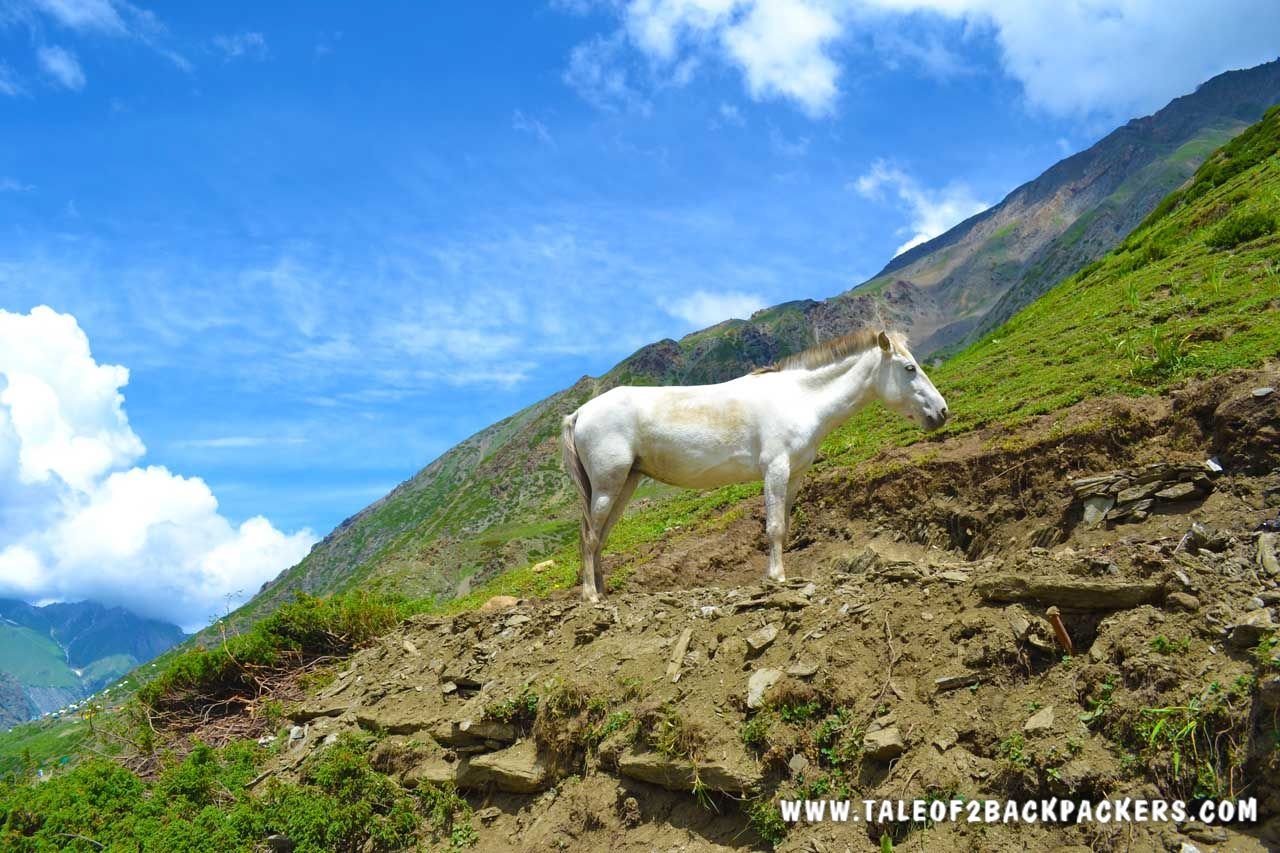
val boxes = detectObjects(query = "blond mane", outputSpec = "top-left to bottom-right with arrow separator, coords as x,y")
752,329 -> 909,374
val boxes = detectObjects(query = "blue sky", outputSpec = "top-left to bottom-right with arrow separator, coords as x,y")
1,0 -> 1277,628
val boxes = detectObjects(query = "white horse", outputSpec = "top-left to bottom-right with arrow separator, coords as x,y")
561,329 -> 949,601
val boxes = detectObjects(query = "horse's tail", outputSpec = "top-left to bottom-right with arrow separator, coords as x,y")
561,412 -> 593,554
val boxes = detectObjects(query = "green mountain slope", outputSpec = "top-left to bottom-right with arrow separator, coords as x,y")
0,600 -> 186,728
225,60 -> 1280,634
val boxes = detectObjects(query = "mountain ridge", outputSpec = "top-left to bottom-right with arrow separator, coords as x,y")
0,599 -> 185,728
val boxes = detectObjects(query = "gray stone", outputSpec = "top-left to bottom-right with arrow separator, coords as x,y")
862,727 -> 905,762
461,740 -> 551,793
1227,610 -> 1276,650
976,575 -> 1162,609
1259,533 -> 1279,577
1155,482 -> 1199,502
1259,676 -> 1280,710
1116,483 -> 1160,503
786,661 -> 819,678
1253,386 -> 1275,398
746,622 -> 780,654
1167,592 -> 1200,612
788,754 -> 810,776
288,725 -> 305,741
618,748 -> 760,793
934,673 -> 980,692
747,668 -> 783,709
939,570 -> 971,584
266,835 -> 295,853
1187,522 -> 1229,553
1024,706 -> 1055,734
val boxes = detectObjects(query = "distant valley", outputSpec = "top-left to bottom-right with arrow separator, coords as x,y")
0,599 -> 185,729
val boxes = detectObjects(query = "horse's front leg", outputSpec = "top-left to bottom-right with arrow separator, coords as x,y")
763,459 -> 790,582
783,472 -> 804,546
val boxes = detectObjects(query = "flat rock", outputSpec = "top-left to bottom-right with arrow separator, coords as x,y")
1253,386 -> 1275,398
1258,533 -> 1279,577
460,740 -> 551,793
786,661 -> 819,678
618,748 -> 760,793
1227,610 -> 1276,650
1166,592 -> 1200,612
1259,676 -> 1280,710
976,575 -> 1162,609
1024,705 -> 1055,734
934,673 -> 980,692
747,668 -> 783,709
862,727 -> 905,761
433,718 -> 518,747
1156,482 -> 1200,502
745,623 -> 780,654
479,595 -> 521,613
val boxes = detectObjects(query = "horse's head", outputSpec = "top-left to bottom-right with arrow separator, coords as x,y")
872,330 -> 948,431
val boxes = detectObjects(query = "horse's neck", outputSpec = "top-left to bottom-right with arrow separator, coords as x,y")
796,350 -> 880,438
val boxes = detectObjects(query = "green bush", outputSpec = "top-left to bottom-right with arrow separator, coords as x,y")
0,733 -> 465,853
1206,210 -> 1277,250
140,591 -> 409,714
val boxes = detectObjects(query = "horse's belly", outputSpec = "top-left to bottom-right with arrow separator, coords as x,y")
636,444 -> 758,489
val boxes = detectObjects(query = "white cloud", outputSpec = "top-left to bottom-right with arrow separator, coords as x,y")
0,62 -> 24,97
563,31 -> 651,114
32,0 -> 126,34
853,159 -> 988,256
865,0 -> 1280,119
0,307 -> 315,631
718,102 -> 745,125
615,0 -> 842,115
560,0 -> 1280,120
36,45 -> 86,90
0,177 -> 35,192
718,0 -> 841,115
174,436 -> 306,449
211,31 -> 268,61
512,109 -> 555,146
663,289 -> 767,327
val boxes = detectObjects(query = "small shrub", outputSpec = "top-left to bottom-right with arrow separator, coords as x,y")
746,797 -> 787,846
1206,210 -> 1277,250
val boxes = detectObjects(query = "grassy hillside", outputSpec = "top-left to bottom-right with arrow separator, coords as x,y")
0,626 -> 78,690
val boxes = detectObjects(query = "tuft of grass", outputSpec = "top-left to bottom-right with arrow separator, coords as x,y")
1206,210 -> 1277,250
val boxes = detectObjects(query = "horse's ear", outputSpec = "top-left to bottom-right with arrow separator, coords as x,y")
877,331 -> 892,352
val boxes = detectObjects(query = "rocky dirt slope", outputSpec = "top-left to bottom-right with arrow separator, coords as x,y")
252,369 -> 1280,852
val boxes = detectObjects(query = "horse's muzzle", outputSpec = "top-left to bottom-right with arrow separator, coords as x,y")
925,406 -> 949,431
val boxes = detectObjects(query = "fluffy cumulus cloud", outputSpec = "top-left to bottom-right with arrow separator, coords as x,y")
662,289 -> 767,326
0,307 -> 315,631
853,159 -> 988,255
560,0 -> 1280,120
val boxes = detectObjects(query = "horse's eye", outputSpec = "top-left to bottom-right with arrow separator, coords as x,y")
905,363 -> 917,373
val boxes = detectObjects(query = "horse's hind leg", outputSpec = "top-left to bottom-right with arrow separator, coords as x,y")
581,461 -> 635,602
594,467 -> 642,595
